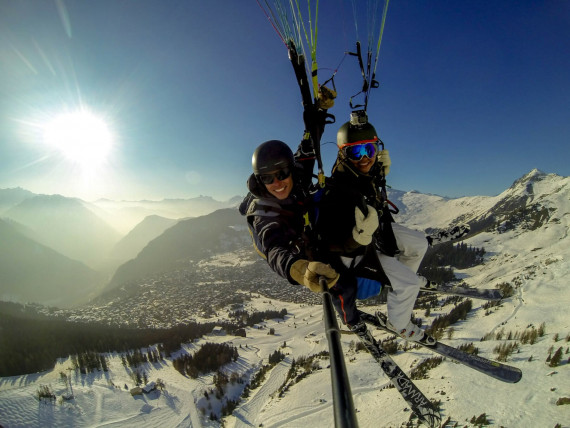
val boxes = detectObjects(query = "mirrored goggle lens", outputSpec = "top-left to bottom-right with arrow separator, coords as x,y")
344,142 -> 378,161
259,167 -> 291,185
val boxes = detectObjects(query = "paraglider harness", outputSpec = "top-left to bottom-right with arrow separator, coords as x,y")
239,177 -> 322,263
322,164 -> 394,301
238,40 -> 332,263
252,4 -> 394,426
242,39 -> 396,300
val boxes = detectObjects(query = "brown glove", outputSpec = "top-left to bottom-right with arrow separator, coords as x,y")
290,260 -> 340,292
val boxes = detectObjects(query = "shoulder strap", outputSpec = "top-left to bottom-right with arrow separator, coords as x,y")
246,198 -> 295,219
239,192 -> 295,219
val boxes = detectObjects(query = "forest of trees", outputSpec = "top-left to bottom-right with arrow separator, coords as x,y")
419,242 -> 485,283
228,308 -> 288,325
426,299 -> 473,339
0,299 -> 289,377
0,302 -> 217,377
71,351 -> 109,374
172,342 -> 238,378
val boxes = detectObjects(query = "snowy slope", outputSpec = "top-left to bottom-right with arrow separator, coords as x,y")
1,170 -> 569,427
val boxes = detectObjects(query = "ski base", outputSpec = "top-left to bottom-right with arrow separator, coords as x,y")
351,323 -> 442,427
358,310 -> 522,384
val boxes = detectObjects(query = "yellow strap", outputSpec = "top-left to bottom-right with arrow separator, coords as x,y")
303,211 -> 311,227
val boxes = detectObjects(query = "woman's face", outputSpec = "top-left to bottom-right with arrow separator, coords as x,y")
343,141 -> 378,174
349,153 -> 376,174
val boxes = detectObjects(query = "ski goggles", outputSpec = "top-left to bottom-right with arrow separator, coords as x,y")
342,141 -> 379,161
258,167 -> 292,185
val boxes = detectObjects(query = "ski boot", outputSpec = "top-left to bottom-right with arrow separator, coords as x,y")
349,321 -> 375,347
376,312 -> 436,345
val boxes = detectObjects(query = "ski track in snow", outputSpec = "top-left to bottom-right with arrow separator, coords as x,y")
233,359 -> 290,427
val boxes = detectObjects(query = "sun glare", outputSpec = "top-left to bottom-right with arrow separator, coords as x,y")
43,110 -> 113,170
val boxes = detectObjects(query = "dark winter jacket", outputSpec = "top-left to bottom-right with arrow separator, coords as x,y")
317,158 -> 397,267
239,150 -> 316,285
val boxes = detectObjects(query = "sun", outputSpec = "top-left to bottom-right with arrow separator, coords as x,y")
43,110 -> 113,170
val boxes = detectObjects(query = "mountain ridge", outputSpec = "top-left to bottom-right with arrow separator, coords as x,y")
0,218 -> 104,307
109,215 -> 179,264
3,195 -> 122,269
1,169 -> 567,309
96,169 -> 568,306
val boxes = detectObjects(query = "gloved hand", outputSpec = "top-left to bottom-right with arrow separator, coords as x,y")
294,135 -> 316,160
352,205 -> 379,246
317,84 -> 337,109
377,149 -> 391,176
290,260 -> 339,292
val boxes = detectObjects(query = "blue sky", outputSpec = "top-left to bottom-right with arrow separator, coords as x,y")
1,1 -> 568,202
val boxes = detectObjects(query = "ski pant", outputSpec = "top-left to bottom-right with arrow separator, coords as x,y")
381,223 -> 428,330
330,274 -> 360,327
329,223 -> 428,329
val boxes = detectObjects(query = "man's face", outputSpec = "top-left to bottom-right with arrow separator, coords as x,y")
265,174 -> 293,200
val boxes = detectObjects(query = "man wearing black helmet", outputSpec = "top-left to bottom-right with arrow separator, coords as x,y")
239,139 -> 340,293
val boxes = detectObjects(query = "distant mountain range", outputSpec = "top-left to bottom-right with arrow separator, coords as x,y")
0,187 -> 35,213
89,195 -> 243,234
100,169 -> 569,295
0,218 -> 104,306
1,169 -> 568,309
0,190 -> 242,307
4,194 -> 122,269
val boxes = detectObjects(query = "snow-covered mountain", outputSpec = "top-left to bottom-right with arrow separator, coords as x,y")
101,169 -> 568,295
0,169 -> 568,427
396,169 -> 564,235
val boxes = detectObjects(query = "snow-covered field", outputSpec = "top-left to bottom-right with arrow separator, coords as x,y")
1,172 -> 569,427
1,230 -> 568,428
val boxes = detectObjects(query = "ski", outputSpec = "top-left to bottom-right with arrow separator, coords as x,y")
418,281 -> 504,301
358,310 -> 522,384
351,323 -> 442,427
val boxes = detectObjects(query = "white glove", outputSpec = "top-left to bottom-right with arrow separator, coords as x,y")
377,149 -> 391,176
290,260 -> 339,292
352,205 -> 379,246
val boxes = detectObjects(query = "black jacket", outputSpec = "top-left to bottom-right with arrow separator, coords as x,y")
317,158 -> 397,267
239,147 -> 316,284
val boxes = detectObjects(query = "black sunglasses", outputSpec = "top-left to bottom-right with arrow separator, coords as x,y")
258,167 -> 292,185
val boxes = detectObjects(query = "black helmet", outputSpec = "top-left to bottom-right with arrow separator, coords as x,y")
337,110 -> 378,150
252,140 -> 294,175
